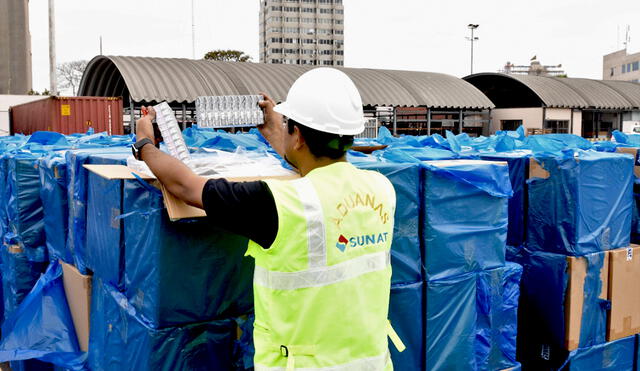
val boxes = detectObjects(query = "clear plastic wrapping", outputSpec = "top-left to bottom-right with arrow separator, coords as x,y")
153,102 -> 191,163
195,95 -> 264,128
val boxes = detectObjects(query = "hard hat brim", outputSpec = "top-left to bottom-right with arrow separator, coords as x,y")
274,102 -> 364,136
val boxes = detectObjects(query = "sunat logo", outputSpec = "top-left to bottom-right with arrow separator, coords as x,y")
336,235 -> 349,252
335,232 -> 389,252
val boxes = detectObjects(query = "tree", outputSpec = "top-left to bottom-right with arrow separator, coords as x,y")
57,60 -> 88,95
203,50 -> 251,62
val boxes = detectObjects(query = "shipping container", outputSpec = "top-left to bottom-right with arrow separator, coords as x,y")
0,95 -> 49,136
9,96 -> 124,135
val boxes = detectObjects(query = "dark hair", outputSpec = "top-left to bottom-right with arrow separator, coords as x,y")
287,119 -> 354,159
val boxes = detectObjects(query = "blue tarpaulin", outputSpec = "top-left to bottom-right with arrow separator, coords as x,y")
389,281 -> 424,371
0,260 -> 86,371
560,335 -> 636,371
423,161 -> 510,280
517,249 -> 609,369
39,154 -> 72,264
480,152 -> 530,247
475,262 -> 522,371
0,245 -> 48,321
88,278 -> 236,371
426,272 -> 477,371
65,149 -> 130,273
120,177 -> 254,328
528,150 -> 634,255
352,160 -> 424,284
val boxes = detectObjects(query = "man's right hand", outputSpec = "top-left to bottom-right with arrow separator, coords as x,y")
258,93 -> 285,157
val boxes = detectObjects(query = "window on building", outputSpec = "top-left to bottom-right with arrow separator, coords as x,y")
335,19 -> 343,24
322,60 -> 333,65
271,6 -> 282,11
633,61 -> 639,71
622,64 -> 627,74
335,9 -> 343,14
610,67 -> 615,77
271,37 -> 283,43
319,8 -> 332,14
271,59 -> 281,63
269,27 -> 283,33
335,50 -> 344,55
335,29 -> 344,35
336,60 -> 344,66
271,48 -> 283,53
335,0 -> 342,3
544,120 -> 569,134
302,7 -> 315,12
500,120 -> 522,131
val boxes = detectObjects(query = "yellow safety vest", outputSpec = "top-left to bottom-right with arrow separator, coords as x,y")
247,162 -> 402,371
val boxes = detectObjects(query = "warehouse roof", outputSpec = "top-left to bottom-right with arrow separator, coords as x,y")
78,55 -> 495,109
464,73 -> 640,109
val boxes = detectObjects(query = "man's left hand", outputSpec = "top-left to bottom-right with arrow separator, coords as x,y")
135,106 -> 158,144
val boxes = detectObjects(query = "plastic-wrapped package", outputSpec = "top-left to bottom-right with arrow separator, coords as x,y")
527,150 -> 633,255
475,262 -> 522,371
38,154 -> 72,263
517,249 -> 609,369
120,178 -> 254,327
65,149 -> 131,273
153,102 -> 191,163
195,95 -> 264,128
182,126 -> 268,152
426,272 -> 477,371
0,260 -> 86,371
559,335 -> 636,371
423,160 -> 511,281
352,160 -> 423,284
88,279 -> 236,371
480,151 -> 531,247
1,245 -> 48,321
389,281 -> 424,371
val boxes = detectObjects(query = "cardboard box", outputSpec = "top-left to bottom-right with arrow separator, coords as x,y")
564,252 -> 609,350
61,260 -> 92,352
616,147 -> 640,178
529,157 -> 550,179
84,164 -> 298,220
608,245 -> 640,341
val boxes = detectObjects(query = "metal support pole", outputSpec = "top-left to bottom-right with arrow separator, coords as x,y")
130,102 -> 135,135
427,107 -> 431,135
48,0 -> 57,95
459,109 -> 463,134
182,104 -> 187,130
393,107 -> 397,136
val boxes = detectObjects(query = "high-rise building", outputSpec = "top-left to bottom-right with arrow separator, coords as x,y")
259,0 -> 344,66
0,0 -> 32,94
603,49 -> 640,83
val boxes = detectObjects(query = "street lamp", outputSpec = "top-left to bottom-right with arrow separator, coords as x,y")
467,24 -> 479,75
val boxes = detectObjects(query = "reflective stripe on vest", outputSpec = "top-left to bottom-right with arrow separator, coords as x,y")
254,351 -> 389,371
253,177 -> 391,290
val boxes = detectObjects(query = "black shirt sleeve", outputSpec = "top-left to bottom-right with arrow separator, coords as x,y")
201,178 -> 278,248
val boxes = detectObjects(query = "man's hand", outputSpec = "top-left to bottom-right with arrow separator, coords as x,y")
257,93 -> 285,158
135,106 -> 159,145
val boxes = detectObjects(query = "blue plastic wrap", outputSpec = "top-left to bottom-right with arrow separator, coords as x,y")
517,249 -> 609,368
38,154 -> 71,263
182,126 -> 268,151
560,335 -> 636,371
5,151 -> 49,261
351,160 -> 423,284
426,272 -> 477,371
527,151 -> 633,255
233,314 -> 255,370
121,178 -> 254,328
527,134 -> 593,154
65,149 -> 130,273
0,260 -> 86,371
1,245 -> 48,321
389,281 -> 424,371
480,152 -> 530,247
475,262 -> 522,371
423,161 -> 510,280
88,278 -> 236,371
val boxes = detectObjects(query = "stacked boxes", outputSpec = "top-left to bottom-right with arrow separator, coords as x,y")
517,150 -> 636,369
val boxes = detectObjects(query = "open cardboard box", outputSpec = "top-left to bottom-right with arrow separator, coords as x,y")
607,244 -> 640,341
84,164 -> 299,220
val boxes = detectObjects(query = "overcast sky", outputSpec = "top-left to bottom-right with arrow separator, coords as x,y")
29,0 -> 640,94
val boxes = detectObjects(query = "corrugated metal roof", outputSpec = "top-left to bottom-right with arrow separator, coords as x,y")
465,73 -> 640,109
79,55 -> 495,109
598,80 -> 640,108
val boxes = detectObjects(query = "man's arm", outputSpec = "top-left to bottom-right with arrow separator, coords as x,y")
135,110 -> 208,208
257,93 -> 286,158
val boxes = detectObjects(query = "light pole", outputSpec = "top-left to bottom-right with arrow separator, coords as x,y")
467,24 -> 479,75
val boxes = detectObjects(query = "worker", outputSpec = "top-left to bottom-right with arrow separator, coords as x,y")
132,68 -> 403,370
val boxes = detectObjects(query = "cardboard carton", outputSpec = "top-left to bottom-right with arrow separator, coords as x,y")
615,147 -> 640,178
60,260 -> 92,352
564,252 -> 609,350
608,245 -> 640,341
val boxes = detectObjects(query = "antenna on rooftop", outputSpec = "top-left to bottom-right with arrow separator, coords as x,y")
624,25 -> 631,51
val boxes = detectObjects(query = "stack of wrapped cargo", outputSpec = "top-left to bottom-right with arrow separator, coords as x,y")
350,145 -> 523,371
516,150 -> 638,370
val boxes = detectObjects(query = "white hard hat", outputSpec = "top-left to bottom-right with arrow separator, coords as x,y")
274,68 -> 365,135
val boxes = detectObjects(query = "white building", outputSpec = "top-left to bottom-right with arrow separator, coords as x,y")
259,0 -> 344,66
